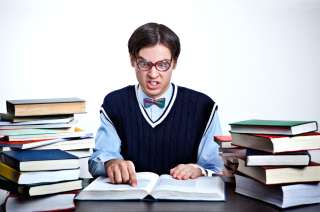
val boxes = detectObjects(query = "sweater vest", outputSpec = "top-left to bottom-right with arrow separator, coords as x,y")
101,85 -> 216,175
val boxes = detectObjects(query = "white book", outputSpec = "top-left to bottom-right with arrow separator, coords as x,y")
67,149 -> 93,179
33,137 -> 95,151
76,172 -> 225,201
5,193 -> 76,212
235,174 -> 320,208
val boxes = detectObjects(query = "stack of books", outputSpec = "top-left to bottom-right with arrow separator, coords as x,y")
0,98 -> 94,179
214,135 -> 246,182
229,119 -> 320,208
0,149 -> 82,211
0,97 -> 95,210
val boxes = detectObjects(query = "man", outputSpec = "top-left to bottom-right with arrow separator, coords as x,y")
89,22 -> 223,186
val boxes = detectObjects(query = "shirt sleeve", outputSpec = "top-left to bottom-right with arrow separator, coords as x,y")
88,112 -> 123,177
197,109 -> 224,175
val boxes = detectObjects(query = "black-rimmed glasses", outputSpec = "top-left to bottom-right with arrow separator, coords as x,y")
136,57 -> 172,72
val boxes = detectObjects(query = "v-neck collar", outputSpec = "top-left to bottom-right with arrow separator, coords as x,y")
135,84 -> 178,128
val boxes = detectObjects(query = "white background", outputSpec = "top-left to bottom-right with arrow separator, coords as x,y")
1,0 -> 320,134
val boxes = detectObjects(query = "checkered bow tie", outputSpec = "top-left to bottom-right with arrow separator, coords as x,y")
143,98 -> 166,109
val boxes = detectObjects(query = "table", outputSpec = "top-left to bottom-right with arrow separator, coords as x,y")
75,184 -> 320,212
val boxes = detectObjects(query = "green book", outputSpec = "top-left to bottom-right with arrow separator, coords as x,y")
230,119 -> 318,135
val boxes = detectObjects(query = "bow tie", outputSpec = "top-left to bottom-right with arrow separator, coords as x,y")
143,98 -> 166,109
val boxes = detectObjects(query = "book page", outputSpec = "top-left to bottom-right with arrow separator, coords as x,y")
151,174 -> 225,200
76,172 -> 160,200
84,172 -> 159,192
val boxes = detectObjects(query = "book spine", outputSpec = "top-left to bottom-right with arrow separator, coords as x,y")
6,101 -> 15,116
0,162 -> 21,183
0,154 -> 21,171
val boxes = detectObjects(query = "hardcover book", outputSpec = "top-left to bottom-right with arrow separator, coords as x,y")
0,149 -> 80,171
235,174 -> 320,208
230,119 -> 318,135
231,132 -> 320,153
0,175 -> 82,196
245,149 -> 310,166
237,158 -> 320,184
0,161 -> 80,184
6,97 -> 86,117
5,193 -> 76,212
76,172 -> 225,201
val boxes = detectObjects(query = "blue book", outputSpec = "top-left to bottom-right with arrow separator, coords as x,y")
0,149 -> 79,171
0,175 -> 82,196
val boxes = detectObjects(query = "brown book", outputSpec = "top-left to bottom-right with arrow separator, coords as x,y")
237,158 -> 320,184
6,98 -> 86,117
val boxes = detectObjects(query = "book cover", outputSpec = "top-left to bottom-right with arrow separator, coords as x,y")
0,113 -> 74,123
230,119 -> 318,135
231,132 -> 320,153
6,97 -> 86,117
214,135 -> 237,149
237,158 -> 320,184
235,174 -> 320,208
0,161 -> 80,184
0,175 -> 82,196
1,149 -> 80,171
245,149 -> 310,166
5,193 -> 76,212
0,138 -> 67,150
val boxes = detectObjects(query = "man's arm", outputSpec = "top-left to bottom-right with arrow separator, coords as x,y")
196,111 -> 224,175
170,110 -> 224,179
88,113 -> 137,186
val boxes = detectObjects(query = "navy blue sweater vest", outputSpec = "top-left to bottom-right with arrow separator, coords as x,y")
101,85 -> 215,175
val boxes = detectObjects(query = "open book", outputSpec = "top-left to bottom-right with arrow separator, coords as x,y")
76,172 -> 225,201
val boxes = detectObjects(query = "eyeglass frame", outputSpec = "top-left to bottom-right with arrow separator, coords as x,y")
135,57 -> 173,72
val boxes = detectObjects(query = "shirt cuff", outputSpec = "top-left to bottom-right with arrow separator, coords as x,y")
197,165 -> 218,177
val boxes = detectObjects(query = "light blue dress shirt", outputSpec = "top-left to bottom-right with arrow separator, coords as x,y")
89,84 -> 224,177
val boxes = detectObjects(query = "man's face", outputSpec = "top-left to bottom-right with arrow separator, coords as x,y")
133,44 -> 175,99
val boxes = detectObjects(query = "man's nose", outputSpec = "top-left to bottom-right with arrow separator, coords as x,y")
147,66 -> 159,78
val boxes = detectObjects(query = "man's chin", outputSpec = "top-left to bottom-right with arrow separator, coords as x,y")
145,89 -> 162,99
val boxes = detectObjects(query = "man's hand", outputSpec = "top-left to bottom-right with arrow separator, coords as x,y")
105,159 -> 137,186
170,163 -> 203,180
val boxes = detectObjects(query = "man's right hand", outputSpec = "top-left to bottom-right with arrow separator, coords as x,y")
105,159 -> 137,187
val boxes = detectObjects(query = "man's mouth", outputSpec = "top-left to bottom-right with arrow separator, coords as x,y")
147,80 -> 160,89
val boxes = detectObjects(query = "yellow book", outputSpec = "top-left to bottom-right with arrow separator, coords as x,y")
0,162 -> 20,183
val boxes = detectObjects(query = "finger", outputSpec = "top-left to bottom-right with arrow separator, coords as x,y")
120,163 -> 130,183
113,166 -> 123,184
107,167 -> 115,184
170,167 -> 176,176
173,166 -> 186,179
182,171 -> 192,180
170,165 -> 183,178
128,161 -> 137,187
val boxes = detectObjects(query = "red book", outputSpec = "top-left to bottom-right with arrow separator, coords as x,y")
231,132 -> 320,153
214,135 -> 238,149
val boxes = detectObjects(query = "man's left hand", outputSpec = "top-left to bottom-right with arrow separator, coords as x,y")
170,163 -> 203,180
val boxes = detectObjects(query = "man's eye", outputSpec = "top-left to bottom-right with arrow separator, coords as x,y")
138,61 -> 148,66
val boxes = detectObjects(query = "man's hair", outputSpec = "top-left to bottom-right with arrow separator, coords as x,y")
128,22 -> 181,62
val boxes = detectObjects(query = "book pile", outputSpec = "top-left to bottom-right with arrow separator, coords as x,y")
229,119 -> 320,208
214,135 -> 246,183
0,98 -> 95,211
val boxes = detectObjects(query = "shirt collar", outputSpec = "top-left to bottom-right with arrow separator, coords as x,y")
137,83 -> 173,109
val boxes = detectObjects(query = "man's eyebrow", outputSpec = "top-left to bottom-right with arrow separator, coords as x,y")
136,56 -> 171,62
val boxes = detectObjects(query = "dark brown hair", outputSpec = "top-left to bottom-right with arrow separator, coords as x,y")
128,22 -> 181,63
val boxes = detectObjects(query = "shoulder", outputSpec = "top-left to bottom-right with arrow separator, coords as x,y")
177,85 -> 216,106
102,85 -> 135,106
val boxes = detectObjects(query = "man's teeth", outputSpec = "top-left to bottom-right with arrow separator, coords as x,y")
150,81 -> 158,85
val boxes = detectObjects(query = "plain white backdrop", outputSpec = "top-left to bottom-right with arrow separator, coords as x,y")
1,0 -> 320,134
